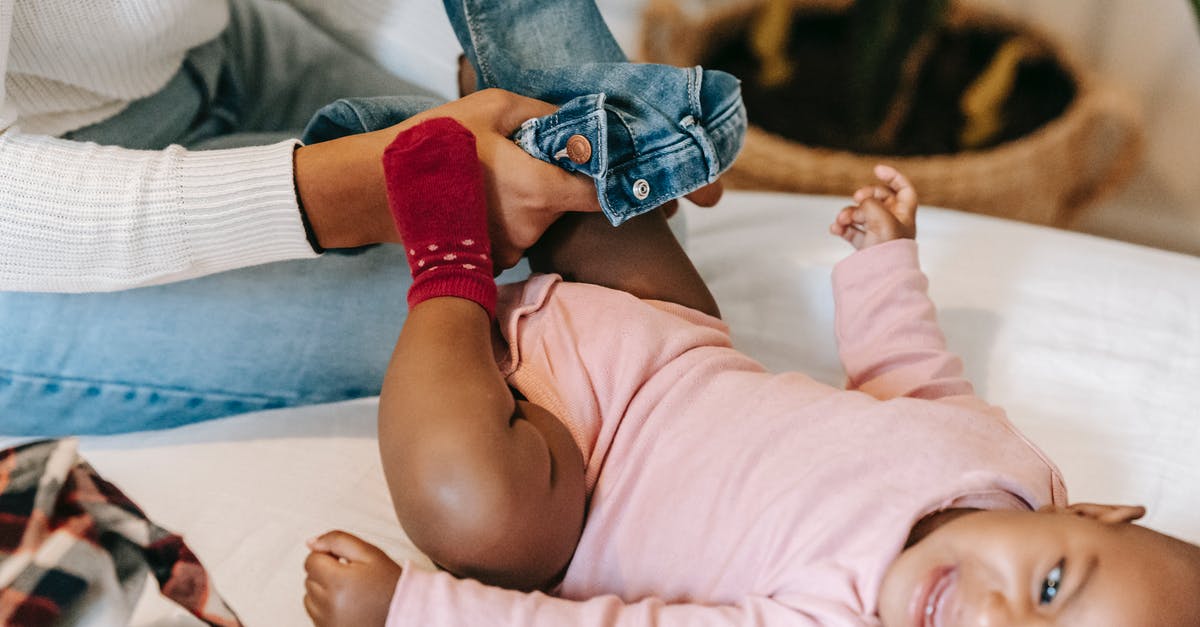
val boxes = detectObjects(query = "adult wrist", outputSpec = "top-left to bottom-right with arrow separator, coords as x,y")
293,132 -> 400,249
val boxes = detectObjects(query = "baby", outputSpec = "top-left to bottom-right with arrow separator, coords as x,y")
302,119 -> 1200,627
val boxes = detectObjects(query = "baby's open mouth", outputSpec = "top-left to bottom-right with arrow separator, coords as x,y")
914,566 -> 958,627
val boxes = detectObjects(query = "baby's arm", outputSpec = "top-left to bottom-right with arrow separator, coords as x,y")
307,530 -> 817,627
831,166 -> 980,402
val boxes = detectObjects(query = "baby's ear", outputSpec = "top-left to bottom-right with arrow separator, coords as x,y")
1048,502 -> 1147,524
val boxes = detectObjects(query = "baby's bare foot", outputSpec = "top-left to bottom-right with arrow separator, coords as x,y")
304,531 -> 403,627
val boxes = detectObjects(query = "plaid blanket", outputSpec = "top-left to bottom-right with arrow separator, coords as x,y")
0,439 -> 241,626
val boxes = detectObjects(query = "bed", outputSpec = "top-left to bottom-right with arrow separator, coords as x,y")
7,191 -> 1190,626
7,2 -> 1199,624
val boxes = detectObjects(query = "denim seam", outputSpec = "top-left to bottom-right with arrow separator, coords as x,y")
528,98 -> 606,137
0,368 -> 298,403
687,66 -> 703,118
604,142 -> 707,215
703,99 -> 746,137
460,0 -> 497,88
609,135 -> 705,175
606,107 -> 640,162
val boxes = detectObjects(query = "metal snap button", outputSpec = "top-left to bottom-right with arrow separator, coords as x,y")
565,134 -> 593,165
632,179 -> 651,200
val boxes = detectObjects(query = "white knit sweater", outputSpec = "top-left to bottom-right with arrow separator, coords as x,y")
0,0 -> 317,292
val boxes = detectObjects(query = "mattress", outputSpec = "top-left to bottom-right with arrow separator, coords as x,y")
7,191 -> 1195,625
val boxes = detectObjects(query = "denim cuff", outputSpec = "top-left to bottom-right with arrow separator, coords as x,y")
513,76 -> 739,224
513,66 -> 746,226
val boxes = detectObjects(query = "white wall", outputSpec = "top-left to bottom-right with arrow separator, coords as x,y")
966,0 -> 1200,253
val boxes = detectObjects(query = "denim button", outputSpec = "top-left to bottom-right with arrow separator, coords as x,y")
566,134 -> 592,164
632,179 -> 651,200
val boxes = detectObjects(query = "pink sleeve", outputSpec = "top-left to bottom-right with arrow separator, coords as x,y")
832,240 -> 979,403
387,566 -> 817,627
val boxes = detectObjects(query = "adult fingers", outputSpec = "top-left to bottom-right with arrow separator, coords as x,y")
547,167 -> 602,213
481,90 -> 558,136
684,180 -> 724,207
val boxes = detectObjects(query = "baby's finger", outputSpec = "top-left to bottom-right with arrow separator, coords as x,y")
303,593 -> 327,625
308,530 -> 379,563
305,576 -> 328,600
853,185 -> 893,204
834,206 -> 857,226
304,550 -> 342,576
874,164 -> 909,191
843,226 -> 864,249
874,165 -> 917,215
858,198 -> 902,234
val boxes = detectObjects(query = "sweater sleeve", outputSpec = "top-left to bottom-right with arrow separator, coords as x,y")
831,239 -> 977,402
0,6 -> 318,292
388,566 -> 817,627
0,133 -> 319,292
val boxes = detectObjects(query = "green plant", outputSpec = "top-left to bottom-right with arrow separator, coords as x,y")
847,0 -> 948,150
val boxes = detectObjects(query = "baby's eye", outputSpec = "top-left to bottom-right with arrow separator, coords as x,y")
1038,561 -> 1065,605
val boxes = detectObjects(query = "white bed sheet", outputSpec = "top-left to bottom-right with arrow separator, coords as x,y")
14,192 -> 1194,626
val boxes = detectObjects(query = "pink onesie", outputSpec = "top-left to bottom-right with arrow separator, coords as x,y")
386,239 -> 1067,626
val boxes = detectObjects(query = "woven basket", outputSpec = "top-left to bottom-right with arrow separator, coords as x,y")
640,0 -> 1144,226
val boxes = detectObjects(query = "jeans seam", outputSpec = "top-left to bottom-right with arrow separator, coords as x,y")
607,133 -> 697,172
0,368 -> 297,403
461,0 -> 497,88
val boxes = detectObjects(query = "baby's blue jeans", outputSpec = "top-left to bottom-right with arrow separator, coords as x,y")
308,0 -> 745,225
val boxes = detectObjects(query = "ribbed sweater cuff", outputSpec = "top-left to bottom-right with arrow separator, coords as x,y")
176,139 -> 319,275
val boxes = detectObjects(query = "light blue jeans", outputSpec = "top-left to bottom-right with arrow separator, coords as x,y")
0,0 -> 517,436
0,0 -> 702,436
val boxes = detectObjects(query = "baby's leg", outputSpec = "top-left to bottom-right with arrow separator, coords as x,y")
304,531 -> 401,627
376,121 -> 587,592
378,300 -> 587,592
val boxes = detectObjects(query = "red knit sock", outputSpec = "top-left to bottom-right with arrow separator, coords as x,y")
382,118 -> 496,317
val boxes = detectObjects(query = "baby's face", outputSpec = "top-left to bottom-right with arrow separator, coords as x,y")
876,507 -> 1200,626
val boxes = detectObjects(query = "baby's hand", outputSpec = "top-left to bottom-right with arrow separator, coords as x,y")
304,530 -> 403,627
829,165 -> 918,250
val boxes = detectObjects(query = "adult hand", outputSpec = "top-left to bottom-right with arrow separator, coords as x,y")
295,89 -> 602,270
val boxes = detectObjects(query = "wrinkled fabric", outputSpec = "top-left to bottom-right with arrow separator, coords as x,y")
0,439 -> 240,626
305,0 -> 746,225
